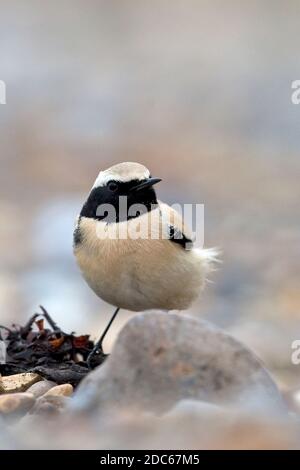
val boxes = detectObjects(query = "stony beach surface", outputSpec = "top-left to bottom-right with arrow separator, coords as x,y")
1,311 -> 300,449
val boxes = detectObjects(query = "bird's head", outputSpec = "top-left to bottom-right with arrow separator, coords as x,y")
80,162 -> 162,222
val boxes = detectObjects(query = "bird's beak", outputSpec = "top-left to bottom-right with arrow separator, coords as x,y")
130,177 -> 162,192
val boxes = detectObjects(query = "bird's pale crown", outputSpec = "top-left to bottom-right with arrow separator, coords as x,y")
93,162 -> 150,188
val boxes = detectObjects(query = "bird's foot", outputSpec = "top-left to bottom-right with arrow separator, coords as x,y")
86,345 -> 107,370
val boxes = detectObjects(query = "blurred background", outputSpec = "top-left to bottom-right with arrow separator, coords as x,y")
0,0 -> 300,390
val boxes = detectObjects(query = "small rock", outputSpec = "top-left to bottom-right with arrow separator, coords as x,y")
75,312 -> 284,413
0,373 -> 42,394
44,383 -> 73,397
26,380 -> 56,398
0,392 -> 35,415
30,395 -> 70,416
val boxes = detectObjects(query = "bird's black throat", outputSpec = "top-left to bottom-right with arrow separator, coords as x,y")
80,179 -> 159,223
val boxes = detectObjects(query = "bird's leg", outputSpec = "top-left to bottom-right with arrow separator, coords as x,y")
87,307 -> 120,369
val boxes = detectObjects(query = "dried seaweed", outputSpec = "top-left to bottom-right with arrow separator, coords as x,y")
0,306 -> 106,386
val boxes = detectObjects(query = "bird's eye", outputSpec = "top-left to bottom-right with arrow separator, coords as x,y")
107,181 -> 118,192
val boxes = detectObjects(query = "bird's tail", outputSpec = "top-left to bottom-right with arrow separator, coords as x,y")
196,247 -> 222,283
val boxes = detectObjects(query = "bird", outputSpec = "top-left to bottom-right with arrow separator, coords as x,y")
73,162 -> 217,367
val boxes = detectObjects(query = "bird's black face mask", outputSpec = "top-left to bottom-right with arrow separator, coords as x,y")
80,178 -> 161,222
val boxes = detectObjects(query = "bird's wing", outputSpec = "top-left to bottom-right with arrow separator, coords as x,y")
158,201 -> 194,249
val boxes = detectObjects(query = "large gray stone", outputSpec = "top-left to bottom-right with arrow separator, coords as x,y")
73,312 -> 284,414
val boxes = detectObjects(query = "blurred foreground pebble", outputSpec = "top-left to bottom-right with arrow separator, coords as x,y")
0,392 -> 35,416
30,395 -> 71,416
0,376 -> 73,419
26,380 -> 56,398
44,383 -> 73,397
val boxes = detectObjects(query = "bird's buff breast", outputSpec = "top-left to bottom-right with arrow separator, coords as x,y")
74,214 -> 203,311
74,214 -> 170,310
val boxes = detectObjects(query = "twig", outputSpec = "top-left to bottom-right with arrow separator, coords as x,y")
39,305 -> 62,333
21,314 -> 40,337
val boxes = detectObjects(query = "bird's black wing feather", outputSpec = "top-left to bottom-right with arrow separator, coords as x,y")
168,225 -> 193,249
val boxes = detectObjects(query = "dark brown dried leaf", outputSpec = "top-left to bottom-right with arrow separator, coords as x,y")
1,307 -> 106,386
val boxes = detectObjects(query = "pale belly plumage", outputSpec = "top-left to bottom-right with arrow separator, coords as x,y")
74,210 -> 213,311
